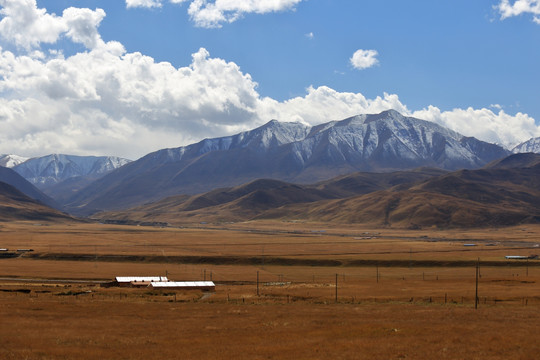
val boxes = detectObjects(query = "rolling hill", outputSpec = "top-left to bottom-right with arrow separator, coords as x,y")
0,182 -> 76,222
97,154 -> 540,228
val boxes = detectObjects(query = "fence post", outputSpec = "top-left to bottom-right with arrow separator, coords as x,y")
335,273 -> 338,303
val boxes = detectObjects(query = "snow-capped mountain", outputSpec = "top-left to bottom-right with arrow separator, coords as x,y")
145,110 -> 507,170
0,154 -> 28,168
146,119 -> 310,166
63,110 -> 509,215
512,137 -> 540,154
13,154 -> 131,188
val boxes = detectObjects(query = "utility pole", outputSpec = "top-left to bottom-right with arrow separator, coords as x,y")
475,258 -> 479,310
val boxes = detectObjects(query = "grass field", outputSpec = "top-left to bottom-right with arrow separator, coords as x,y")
1,221 -> 539,359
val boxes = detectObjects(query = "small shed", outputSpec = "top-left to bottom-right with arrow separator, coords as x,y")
115,276 -> 169,287
149,281 -> 215,291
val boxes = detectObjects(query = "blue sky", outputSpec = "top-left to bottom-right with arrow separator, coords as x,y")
0,0 -> 539,159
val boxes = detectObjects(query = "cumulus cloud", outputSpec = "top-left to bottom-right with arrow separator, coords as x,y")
63,7 -> 106,49
126,0 -> 190,8
350,49 -> 379,70
0,2 -> 538,160
0,0 -> 105,50
126,0 -> 165,8
0,41 -> 265,158
412,106 -> 539,148
125,0 -> 303,27
496,0 -> 540,23
188,0 -> 305,28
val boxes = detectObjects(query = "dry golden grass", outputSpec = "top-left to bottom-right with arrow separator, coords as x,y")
1,221 -> 539,359
1,288 -> 539,360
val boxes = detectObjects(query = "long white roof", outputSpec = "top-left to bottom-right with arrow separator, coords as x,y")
116,276 -> 168,283
150,281 -> 215,288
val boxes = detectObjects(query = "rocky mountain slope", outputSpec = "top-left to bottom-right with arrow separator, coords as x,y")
512,137 -> 540,154
63,110 -> 509,215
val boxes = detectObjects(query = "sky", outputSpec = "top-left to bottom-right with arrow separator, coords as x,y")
0,0 -> 539,160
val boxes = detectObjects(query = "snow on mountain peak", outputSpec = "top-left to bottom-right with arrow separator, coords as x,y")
0,154 -> 29,168
512,137 -> 540,154
13,154 -> 131,187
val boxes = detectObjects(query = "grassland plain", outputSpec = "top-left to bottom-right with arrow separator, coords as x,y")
1,221 -> 539,359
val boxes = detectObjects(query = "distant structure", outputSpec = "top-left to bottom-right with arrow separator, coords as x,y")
102,276 -> 169,288
505,255 -> 538,260
116,276 -> 168,287
101,276 -> 215,291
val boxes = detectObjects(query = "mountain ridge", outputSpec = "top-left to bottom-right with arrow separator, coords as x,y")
12,154 -> 132,188
63,110 -> 510,215
512,137 -> 540,154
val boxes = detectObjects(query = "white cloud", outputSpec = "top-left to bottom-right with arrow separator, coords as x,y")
126,0 -> 164,8
125,0 -> 303,28
350,49 -> 379,70
0,43 -> 264,158
306,32 -> 314,39
496,0 -> 540,23
63,7 -> 106,49
126,0 -> 189,8
412,106 -> 539,148
188,0 -> 305,28
0,0 -> 105,50
0,0 -> 67,50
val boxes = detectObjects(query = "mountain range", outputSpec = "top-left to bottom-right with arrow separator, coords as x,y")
1,154 -> 131,204
60,110 -> 510,215
2,109 -> 540,227
10,154 -> 131,188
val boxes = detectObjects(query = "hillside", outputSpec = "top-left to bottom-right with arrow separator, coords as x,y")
0,182 -> 76,222
0,166 -> 60,210
93,167 -> 443,225
97,154 -> 540,228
